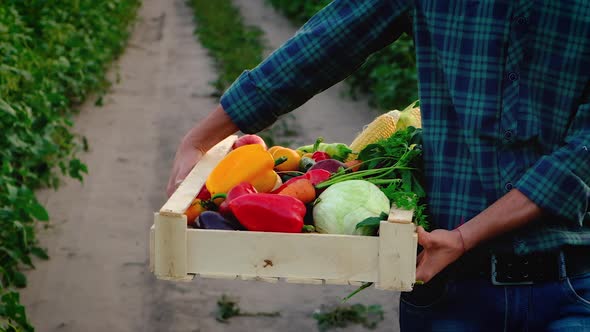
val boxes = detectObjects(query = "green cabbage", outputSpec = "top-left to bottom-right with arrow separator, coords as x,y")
313,180 -> 390,235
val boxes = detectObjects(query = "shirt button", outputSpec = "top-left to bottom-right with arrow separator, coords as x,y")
515,16 -> 528,25
505,182 -> 513,191
508,72 -> 520,81
504,130 -> 513,140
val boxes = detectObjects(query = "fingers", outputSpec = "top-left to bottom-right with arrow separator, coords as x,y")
166,147 -> 204,197
416,226 -> 431,248
416,250 -> 424,266
166,177 -> 184,197
415,259 -> 433,284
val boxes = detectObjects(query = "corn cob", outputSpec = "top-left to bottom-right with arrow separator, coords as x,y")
397,107 -> 421,131
346,110 -> 401,161
346,101 -> 421,161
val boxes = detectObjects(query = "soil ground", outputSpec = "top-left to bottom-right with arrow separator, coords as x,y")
20,0 -> 401,331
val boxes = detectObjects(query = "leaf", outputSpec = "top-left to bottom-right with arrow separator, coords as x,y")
0,98 -> 17,116
13,271 -> 27,288
411,174 -> 426,198
401,170 -> 412,192
30,202 -> 49,221
341,282 -> 373,303
68,159 -> 88,182
355,216 -> 382,229
0,247 -> 21,263
31,247 -> 49,260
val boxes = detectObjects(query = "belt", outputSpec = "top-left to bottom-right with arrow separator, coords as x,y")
447,246 -> 590,285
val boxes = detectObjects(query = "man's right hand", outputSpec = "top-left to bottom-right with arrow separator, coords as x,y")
166,141 -> 205,197
165,104 -> 239,197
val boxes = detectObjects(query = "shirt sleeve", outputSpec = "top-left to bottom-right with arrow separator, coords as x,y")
220,0 -> 413,133
515,81 -> 590,226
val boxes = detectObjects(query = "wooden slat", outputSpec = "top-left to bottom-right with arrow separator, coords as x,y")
154,212 -> 193,281
160,135 -> 237,216
186,230 -> 379,283
149,224 -> 155,272
376,221 -> 417,291
239,275 -> 280,283
324,279 -> 352,285
198,273 -> 238,280
285,278 -> 324,285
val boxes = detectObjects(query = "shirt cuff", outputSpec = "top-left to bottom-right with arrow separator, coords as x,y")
220,70 -> 283,134
515,154 -> 589,226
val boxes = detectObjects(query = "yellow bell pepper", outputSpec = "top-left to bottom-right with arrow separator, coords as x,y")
206,144 -> 278,195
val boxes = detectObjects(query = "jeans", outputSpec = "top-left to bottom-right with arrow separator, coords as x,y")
399,272 -> 590,331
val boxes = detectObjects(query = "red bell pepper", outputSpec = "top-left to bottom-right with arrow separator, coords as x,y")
312,151 -> 330,162
218,182 -> 257,217
229,193 -> 306,233
196,185 -> 211,200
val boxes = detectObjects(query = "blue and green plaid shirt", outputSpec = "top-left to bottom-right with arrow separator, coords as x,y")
221,0 -> 590,255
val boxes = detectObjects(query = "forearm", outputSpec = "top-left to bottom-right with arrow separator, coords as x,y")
457,189 -> 544,251
181,104 -> 239,152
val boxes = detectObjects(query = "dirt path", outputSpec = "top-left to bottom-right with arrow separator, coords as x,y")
20,0 -> 400,331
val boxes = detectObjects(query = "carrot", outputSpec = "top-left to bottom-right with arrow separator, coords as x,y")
277,178 -> 316,204
344,159 -> 362,172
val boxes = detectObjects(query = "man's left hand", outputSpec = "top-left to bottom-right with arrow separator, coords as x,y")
415,226 -> 465,283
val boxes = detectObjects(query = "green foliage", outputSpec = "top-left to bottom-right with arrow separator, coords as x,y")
312,303 -> 384,331
0,1 -> 139,330
215,294 -> 280,323
266,0 -> 418,111
188,0 -> 299,145
188,0 -> 266,96
345,35 -> 418,110
266,0 -> 332,24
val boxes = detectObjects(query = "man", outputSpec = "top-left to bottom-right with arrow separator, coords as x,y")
167,1 -> 590,330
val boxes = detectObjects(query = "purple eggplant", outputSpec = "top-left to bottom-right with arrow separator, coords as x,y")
308,159 -> 347,174
196,211 -> 244,230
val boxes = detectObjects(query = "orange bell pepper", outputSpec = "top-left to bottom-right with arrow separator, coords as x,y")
206,144 -> 278,195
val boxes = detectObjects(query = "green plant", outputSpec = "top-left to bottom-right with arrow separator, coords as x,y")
312,303 -> 384,331
188,0 -> 266,96
0,1 -> 139,330
266,0 -> 418,111
215,294 -> 280,323
188,0 -> 297,146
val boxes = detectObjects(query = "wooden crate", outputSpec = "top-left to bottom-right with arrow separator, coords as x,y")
149,136 -> 417,291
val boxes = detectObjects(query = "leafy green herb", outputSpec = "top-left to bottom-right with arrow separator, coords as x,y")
312,303 -> 384,331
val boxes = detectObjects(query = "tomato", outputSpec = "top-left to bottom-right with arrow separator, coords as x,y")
271,147 -> 302,172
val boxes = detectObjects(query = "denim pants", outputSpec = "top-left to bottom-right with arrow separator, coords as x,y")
399,272 -> 590,331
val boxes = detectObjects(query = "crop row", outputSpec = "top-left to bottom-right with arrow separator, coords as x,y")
0,1 -> 139,331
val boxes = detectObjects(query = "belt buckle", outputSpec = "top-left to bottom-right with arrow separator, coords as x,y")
490,254 -> 534,286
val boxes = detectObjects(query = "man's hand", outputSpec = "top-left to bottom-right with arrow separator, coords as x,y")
414,189 -> 544,284
415,226 -> 465,284
166,141 -> 205,197
165,105 -> 239,197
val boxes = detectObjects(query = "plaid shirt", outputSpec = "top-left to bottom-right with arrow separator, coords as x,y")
220,0 -> 590,255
